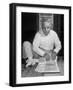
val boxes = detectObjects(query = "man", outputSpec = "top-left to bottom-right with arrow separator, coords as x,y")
23,20 -> 61,67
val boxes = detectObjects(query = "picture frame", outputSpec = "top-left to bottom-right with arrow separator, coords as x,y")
9,3 -> 71,87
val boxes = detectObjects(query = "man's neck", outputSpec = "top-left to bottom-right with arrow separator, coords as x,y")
41,31 -> 51,37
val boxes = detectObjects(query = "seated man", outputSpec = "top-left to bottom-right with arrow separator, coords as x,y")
23,20 -> 61,67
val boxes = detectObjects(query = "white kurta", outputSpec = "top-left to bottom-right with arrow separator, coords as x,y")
33,30 -> 61,56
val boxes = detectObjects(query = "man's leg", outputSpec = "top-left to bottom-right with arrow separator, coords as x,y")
23,41 -> 33,59
23,41 -> 34,67
23,41 -> 41,67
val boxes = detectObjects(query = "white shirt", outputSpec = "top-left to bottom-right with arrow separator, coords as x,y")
33,30 -> 61,56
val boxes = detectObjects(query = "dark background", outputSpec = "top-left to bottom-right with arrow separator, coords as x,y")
22,13 -> 64,57
22,13 -> 38,43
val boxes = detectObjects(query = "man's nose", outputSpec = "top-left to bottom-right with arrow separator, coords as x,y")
45,28 -> 47,31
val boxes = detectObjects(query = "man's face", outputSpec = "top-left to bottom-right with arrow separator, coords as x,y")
42,22 -> 51,36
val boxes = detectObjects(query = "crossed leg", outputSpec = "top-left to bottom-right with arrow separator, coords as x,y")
23,41 -> 39,67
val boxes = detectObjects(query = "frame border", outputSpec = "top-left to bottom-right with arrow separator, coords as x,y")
9,3 -> 71,87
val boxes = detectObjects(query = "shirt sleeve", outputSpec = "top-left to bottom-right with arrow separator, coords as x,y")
54,32 -> 61,54
32,33 -> 45,56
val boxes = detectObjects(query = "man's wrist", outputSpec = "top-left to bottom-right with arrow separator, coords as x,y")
43,52 -> 47,56
53,50 -> 57,55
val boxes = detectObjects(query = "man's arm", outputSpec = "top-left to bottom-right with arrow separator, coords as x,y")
54,33 -> 61,54
32,33 -> 45,56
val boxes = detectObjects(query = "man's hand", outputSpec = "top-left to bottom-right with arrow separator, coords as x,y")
43,52 -> 50,61
50,50 -> 57,60
43,50 -> 57,61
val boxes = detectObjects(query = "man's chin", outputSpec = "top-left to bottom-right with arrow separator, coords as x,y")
44,32 -> 50,35
44,33 -> 48,36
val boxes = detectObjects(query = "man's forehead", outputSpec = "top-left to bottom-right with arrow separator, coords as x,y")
44,22 -> 51,26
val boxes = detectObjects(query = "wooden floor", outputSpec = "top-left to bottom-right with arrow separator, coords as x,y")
21,57 -> 64,77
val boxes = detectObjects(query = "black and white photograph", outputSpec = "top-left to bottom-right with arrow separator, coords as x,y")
10,3 -> 71,87
22,13 -> 64,77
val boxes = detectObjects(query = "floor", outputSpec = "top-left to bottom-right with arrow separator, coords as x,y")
21,57 -> 64,77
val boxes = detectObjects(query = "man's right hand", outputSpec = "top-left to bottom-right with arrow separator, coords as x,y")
43,52 -> 50,61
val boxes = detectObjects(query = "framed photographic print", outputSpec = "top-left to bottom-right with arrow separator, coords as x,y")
9,3 -> 71,87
